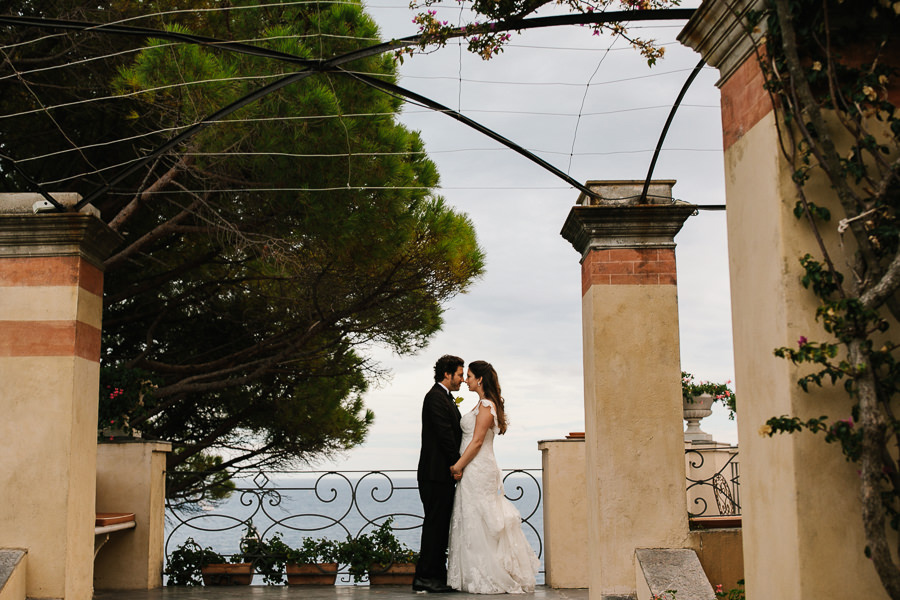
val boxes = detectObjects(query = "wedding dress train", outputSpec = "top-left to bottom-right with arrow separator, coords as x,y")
447,399 -> 540,594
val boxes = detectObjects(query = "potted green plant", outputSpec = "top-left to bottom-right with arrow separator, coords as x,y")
340,518 -> 419,585
339,532 -> 377,584
682,371 -> 736,416
166,538 -> 249,586
238,526 -> 291,585
199,523 -> 263,585
285,537 -> 341,585
199,560 -> 254,586
681,372 -> 737,442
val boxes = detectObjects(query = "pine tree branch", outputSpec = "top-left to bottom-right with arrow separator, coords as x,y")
108,156 -> 193,233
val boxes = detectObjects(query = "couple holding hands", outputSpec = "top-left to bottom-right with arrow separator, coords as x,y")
413,355 -> 540,594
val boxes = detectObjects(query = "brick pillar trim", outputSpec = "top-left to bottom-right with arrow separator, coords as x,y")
0,204 -> 122,363
580,248 -> 678,292
561,204 -> 695,295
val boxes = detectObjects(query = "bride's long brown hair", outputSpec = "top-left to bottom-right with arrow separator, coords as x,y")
469,360 -> 507,434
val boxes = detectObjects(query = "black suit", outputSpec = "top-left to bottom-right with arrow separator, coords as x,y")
415,383 -> 463,583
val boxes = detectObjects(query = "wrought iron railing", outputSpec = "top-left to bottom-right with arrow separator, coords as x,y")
685,448 -> 740,517
165,468 -> 543,583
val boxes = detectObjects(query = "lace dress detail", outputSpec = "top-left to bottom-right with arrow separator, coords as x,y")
447,399 -> 540,594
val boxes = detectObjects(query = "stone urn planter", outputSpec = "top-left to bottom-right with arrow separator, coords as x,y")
368,562 -> 416,585
683,392 -> 714,442
200,563 -> 253,585
286,562 -> 339,585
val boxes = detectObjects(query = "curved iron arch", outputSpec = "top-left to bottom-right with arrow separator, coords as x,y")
0,8 -> 699,210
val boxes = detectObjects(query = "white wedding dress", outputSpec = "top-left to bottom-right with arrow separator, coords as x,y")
447,399 -> 540,594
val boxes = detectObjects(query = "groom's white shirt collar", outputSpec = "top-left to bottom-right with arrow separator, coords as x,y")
437,382 -> 450,394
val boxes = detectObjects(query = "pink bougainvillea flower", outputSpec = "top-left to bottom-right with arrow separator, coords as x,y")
798,336 -> 808,346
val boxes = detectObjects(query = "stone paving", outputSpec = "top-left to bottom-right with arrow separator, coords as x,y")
93,585 -> 589,600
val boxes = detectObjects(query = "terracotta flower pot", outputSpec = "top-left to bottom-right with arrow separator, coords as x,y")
286,562 -> 338,585
200,563 -> 253,585
368,562 -> 416,585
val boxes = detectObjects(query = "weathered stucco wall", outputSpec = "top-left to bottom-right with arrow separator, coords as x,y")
725,104 -> 894,600
0,279 -> 102,599
538,439 -> 588,588
95,440 -> 171,590
581,282 -> 691,597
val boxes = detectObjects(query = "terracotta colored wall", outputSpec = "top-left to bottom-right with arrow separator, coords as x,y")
720,55 -> 773,151
689,528 -> 744,594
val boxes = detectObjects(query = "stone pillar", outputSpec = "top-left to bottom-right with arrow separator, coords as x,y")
560,181 -> 694,599
538,438 -> 588,589
679,2 -> 893,598
0,193 -> 121,600
95,440 -> 172,590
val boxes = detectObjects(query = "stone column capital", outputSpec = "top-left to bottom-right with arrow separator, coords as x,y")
560,204 -> 696,260
0,193 -> 122,269
677,0 -> 767,87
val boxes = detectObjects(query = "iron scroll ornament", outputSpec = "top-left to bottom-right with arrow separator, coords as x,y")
684,449 -> 741,518
164,468 -> 544,583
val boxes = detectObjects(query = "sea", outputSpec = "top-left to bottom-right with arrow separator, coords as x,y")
164,470 -> 545,585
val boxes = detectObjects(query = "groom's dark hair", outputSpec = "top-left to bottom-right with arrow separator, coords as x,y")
434,355 -> 464,383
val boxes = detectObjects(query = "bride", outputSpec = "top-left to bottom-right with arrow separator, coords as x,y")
446,360 -> 540,594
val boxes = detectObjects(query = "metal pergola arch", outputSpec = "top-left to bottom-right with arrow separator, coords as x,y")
0,7 -> 711,212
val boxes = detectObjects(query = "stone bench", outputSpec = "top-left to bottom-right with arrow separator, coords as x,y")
689,515 -> 742,530
94,512 -> 136,559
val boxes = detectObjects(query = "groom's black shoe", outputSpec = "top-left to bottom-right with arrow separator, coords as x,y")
412,577 -> 455,593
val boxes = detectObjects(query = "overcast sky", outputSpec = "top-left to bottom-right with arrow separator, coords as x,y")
319,0 -> 737,472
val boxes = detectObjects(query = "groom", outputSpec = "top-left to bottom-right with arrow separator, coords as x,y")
413,354 -> 464,593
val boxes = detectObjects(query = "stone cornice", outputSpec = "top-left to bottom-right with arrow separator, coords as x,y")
677,0 -> 767,87
560,204 -> 697,260
0,214 -> 123,269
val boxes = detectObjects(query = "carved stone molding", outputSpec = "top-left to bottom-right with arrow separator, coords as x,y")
678,0 -> 767,87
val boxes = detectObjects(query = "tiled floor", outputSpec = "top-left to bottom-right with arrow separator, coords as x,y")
94,585 -> 590,600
